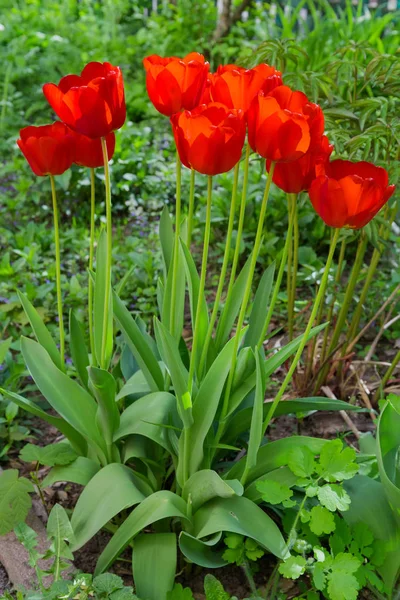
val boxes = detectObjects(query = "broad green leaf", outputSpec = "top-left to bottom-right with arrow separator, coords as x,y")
161,234 -> 185,340
279,556 -> 307,580
288,446 -> 316,478
167,583 -> 194,600
0,470 -> 34,534
256,479 -> 293,505
20,442 -> 78,467
114,391 -> 178,452
182,470 -> 243,513
95,491 -> 189,575
179,532 -> 227,568
245,467 -> 298,502
88,367 -> 120,451
243,349 -> 266,479
69,311 -> 90,389
0,337 -> 12,364
47,503 -> 75,560
113,291 -> 164,392
203,574 -> 231,600
243,262 -> 275,349
21,337 -> 106,460
42,457 -> 100,487
93,230 -> 113,369
116,369 -> 152,400
17,291 -> 62,370
71,463 -> 149,551
377,398 -> 400,524
93,573 -> 125,596
193,495 -> 289,560
317,439 -> 358,482
133,533 -> 176,600
0,388 -> 87,456
317,484 -> 351,512
309,506 -> 335,535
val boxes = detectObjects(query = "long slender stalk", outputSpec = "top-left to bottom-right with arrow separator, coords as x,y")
88,167 -> 96,361
215,142 -> 251,347
170,153 -> 182,337
216,163 -> 276,444
198,163 -> 240,376
100,137 -> 112,370
186,168 -> 195,247
256,195 -> 296,350
262,228 -> 340,434
188,176 -> 213,393
291,193 -> 299,337
378,348 -> 400,399
49,175 -> 65,368
286,195 -> 294,340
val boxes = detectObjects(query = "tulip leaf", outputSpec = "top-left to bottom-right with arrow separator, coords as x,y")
159,206 -> 174,275
132,533 -> 177,600
243,349 -> 266,480
182,470 -> 243,513
95,491 -> 189,575
243,262 -> 275,349
93,230 -> 113,370
88,367 -> 120,453
42,457 -> 100,487
376,397 -> 400,523
161,230 -> 185,341
69,310 -> 90,389
179,532 -> 227,568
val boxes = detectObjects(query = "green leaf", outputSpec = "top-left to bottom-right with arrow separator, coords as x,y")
21,337 -> 106,459
0,337 -> 12,365
95,491 -> 189,575
71,463 -> 148,551
114,391 -> 178,453
182,470 -> 242,513
69,311 -> 90,389
309,506 -> 336,536
159,207 -> 174,274
244,349 -> 266,478
377,399 -> 400,522
42,457 -> 100,487
161,233 -> 185,340
93,230 -> 113,369
193,495 -> 289,560
243,262 -> 275,349
203,574 -> 230,600
14,522 -> 38,552
256,479 -> 293,505
179,532 -> 227,569
88,367 -> 120,451
317,484 -> 351,512
327,571 -> 359,600
47,503 -> 75,560
93,573 -> 125,596
279,556 -> 307,580
288,446 -> 316,478
0,470 -> 34,534
245,467 -> 297,503
20,442 -> 78,467
113,291 -> 164,392
167,584 -> 194,600
313,562 -> 326,591
245,537 -> 264,562
17,291 -> 62,371
133,533 -> 176,600
317,439 -> 359,482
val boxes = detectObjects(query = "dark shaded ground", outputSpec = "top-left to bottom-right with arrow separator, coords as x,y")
0,563 -> 10,596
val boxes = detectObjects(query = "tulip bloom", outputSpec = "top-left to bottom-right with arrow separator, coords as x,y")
17,122 -> 75,176
248,86 -> 324,163
43,62 -> 126,139
209,63 -> 282,113
267,135 -> 333,193
171,103 -> 246,176
73,131 -> 116,168
309,160 -> 396,228
143,52 -> 209,116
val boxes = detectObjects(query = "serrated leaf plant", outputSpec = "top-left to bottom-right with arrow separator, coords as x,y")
0,32 -> 397,600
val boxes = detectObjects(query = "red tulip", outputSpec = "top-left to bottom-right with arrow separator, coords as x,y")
248,85 -> 323,163
143,52 -> 209,116
209,63 -> 282,113
43,62 -> 126,139
170,103 -> 246,176
73,131 -> 116,168
267,135 -> 333,193
17,122 -> 75,177
309,160 -> 396,229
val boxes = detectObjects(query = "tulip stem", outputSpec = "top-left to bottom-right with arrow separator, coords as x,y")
100,137 -> 112,370
49,175 -> 65,369
287,195 -> 294,340
170,153 -> 182,337
88,167 -> 96,362
198,162 -> 239,377
257,194 -> 296,350
188,176 -> 213,394
262,227 -> 340,434
215,163 -> 275,449
378,348 -> 400,400
216,141 -> 251,348
290,193 -> 299,339
186,168 -> 195,247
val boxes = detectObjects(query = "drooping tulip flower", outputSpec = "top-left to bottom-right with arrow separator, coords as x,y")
267,135 -> 333,193
143,52 -> 209,116
43,62 -> 126,139
17,122 -> 75,176
209,63 -> 282,114
248,85 -> 323,163
309,160 -> 396,228
73,131 -> 116,168
171,103 -> 246,176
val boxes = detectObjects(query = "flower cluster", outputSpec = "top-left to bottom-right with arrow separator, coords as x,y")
18,62 -> 126,175
144,53 -> 395,229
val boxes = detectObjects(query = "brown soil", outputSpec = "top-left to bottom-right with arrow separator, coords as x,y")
0,562 -> 10,596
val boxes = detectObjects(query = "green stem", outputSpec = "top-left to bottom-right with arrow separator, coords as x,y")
378,348 -> 400,399
291,193 -> 299,337
287,195 -> 294,340
188,176 -> 213,393
49,175 -> 65,369
100,137 -> 112,370
198,163 -> 239,376
170,153 -> 182,337
216,163 -> 276,444
216,142 -> 251,348
262,228 -> 340,434
88,167 -> 96,362
242,559 -> 258,597
256,194 -> 296,350
287,494 -> 307,549
186,168 -> 195,247
306,281 -> 325,383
